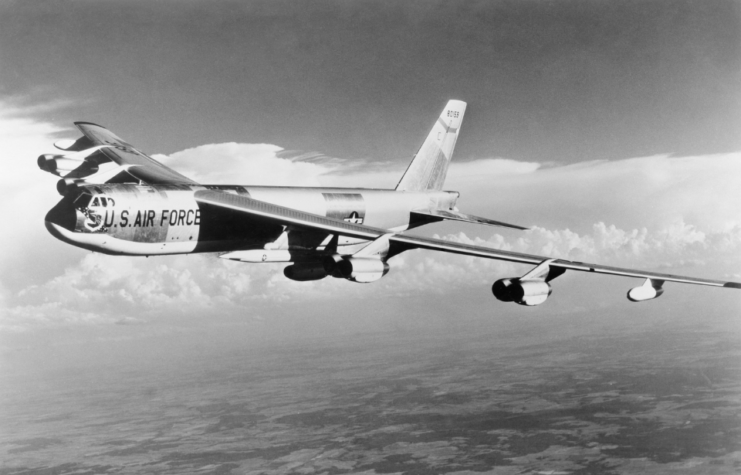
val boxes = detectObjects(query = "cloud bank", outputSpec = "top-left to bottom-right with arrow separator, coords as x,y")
1,106 -> 739,331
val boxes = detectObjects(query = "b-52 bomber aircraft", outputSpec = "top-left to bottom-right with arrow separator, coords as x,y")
40,100 -> 740,306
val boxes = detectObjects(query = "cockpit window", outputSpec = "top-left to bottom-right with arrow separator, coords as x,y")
74,193 -> 92,209
74,192 -> 114,209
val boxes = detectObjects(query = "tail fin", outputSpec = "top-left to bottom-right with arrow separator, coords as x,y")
396,100 -> 467,191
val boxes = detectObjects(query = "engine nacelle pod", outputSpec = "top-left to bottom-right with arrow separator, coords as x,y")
322,254 -> 345,277
38,154 -> 97,177
336,258 -> 389,283
56,178 -> 82,196
491,278 -> 518,302
38,154 -> 53,173
492,278 -> 552,306
39,154 -> 83,174
283,263 -> 328,282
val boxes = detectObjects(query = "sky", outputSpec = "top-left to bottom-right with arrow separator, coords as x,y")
0,1 -> 740,373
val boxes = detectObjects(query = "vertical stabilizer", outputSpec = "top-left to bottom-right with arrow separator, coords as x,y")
396,100 -> 466,191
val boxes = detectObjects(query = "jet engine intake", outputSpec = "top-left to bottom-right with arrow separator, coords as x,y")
492,278 -> 552,306
322,254 -> 344,276
283,263 -> 328,281
38,154 -> 99,177
56,178 -> 83,196
38,145 -> 109,177
336,257 -> 389,283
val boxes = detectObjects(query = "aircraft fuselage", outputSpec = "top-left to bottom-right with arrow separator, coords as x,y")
45,184 -> 459,258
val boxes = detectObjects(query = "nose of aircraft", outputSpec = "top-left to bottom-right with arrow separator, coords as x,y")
45,197 -> 77,234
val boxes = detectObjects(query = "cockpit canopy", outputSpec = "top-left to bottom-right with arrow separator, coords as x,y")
73,191 -> 115,209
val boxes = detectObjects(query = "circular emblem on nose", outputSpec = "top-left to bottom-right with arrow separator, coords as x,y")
83,209 -> 104,231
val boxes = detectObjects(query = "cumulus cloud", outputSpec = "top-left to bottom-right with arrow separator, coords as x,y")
155,143 -> 337,187
0,99 -> 80,289
155,142 -> 402,189
445,220 -> 739,281
5,218 -> 738,331
158,144 -> 741,236
161,144 -> 544,190
2,110 -> 739,331
451,154 -> 741,234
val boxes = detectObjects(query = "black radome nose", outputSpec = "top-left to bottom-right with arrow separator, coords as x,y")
45,197 -> 77,232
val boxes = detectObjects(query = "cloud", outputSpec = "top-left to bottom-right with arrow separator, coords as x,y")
0,100 -> 70,194
448,220 -> 739,280
159,144 -> 741,237
154,143 -> 335,187
0,99 -> 81,290
450,154 -> 741,234
5,218 -> 738,331
155,141 -> 551,191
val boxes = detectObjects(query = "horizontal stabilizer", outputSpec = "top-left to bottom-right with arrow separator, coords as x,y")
411,209 -> 528,230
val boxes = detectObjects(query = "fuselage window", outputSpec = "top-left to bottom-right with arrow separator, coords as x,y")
89,196 -> 113,207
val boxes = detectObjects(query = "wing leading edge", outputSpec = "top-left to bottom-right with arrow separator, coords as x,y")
195,190 -> 741,289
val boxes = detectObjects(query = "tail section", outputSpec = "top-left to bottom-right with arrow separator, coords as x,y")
396,100 -> 467,191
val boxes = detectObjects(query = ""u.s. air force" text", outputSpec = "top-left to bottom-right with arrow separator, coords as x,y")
117,209 -> 202,227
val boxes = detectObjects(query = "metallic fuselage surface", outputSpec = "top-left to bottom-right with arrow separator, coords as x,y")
45,184 -> 458,256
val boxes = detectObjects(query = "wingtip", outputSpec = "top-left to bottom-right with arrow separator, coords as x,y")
723,282 -> 741,289
501,223 -> 529,231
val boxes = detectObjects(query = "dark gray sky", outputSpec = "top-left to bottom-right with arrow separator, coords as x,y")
2,0 -> 739,164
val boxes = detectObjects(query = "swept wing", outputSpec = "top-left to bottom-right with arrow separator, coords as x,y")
74,122 -> 198,185
195,190 -> 740,289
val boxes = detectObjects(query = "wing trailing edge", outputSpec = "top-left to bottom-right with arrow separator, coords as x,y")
411,209 -> 528,230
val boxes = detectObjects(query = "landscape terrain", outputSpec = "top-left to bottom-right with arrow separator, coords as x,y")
2,297 -> 740,474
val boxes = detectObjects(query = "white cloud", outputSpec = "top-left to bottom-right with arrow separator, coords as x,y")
153,142 -> 549,190
5,218 -> 738,331
0,100 -> 82,288
157,145 -> 741,236
155,143 -> 335,187
450,154 -> 741,234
